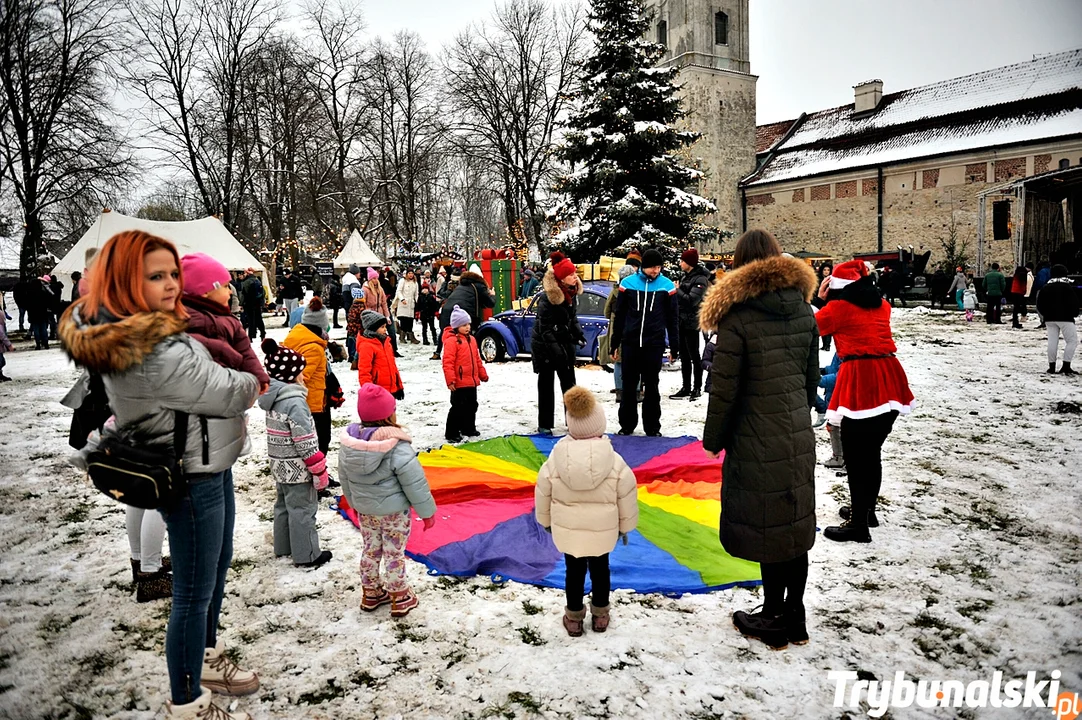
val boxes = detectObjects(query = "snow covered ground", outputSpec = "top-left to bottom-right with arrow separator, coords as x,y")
0,306 -> 1079,719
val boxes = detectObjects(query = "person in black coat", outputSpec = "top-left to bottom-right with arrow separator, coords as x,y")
25,276 -> 56,349
416,283 -> 441,345
531,254 -> 585,434
278,269 -> 304,327
699,229 -> 819,650
671,248 -> 712,400
1035,264 -> 1080,375
12,279 -> 30,332
438,271 -> 494,334
326,275 -> 343,328
241,269 -> 266,340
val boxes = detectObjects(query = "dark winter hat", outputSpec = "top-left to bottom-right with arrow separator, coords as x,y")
550,251 -> 578,281
681,248 -> 699,266
625,250 -> 642,268
641,248 -> 664,269
361,309 -> 388,333
262,338 -> 306,383
301,296 -> 329,328
1051,264 -> 1069,278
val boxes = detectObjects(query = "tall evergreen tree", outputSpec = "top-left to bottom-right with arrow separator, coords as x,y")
548,0 -> 714,262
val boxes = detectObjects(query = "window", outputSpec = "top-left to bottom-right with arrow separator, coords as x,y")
657,20 -> 667,47
1060,158 -> 1070,170
578,291 -> 607,318
715,11 -> 728,45
993,200 -> 1011,240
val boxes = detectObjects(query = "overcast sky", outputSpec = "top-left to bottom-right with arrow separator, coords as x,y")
359,0 -> 1082,125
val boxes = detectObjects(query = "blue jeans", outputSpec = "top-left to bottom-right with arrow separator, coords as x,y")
613,361 -> 622,390
161,469 -> 236,704
30,319 -> 49,347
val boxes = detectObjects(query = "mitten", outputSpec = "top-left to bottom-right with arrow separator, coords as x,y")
422,515 -> 436,531
303,451 -> 327,476
313,470 -> 329,491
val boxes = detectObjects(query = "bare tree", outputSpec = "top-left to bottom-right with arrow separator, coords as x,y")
443,0 -> 586,253
0,0 -> 133,277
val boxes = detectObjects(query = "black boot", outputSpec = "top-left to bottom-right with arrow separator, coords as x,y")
135,569 -> 172,603
823,520 -> 872,543
688,387 -> 701,401
296,550 -> 333,569
785,607 -> 809,646
1048,362 -> 1058,374
614,389 -> 622,402
0,374 -> 11,382
733,609 -> 787,649
669,388 -> 690,399
1061,362 -> 1076,376
839,505 -> 879,528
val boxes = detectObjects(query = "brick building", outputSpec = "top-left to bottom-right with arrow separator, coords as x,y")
740,50 -> 1082,269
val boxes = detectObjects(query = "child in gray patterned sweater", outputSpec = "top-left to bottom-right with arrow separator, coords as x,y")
256,339 -> 332,569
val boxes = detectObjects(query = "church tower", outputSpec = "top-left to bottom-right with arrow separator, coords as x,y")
643,0 -> 757,253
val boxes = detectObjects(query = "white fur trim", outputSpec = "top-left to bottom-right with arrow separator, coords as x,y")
826,400 -> 916,423
828,277 -> 855,290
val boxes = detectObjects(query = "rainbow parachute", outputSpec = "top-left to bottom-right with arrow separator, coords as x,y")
335,434 -> 761,595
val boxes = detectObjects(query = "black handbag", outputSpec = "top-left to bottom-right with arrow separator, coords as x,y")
86,410 -> 190,510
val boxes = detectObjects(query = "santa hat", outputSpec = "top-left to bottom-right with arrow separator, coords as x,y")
829,260 -> 869,290
549,251 -> 577,281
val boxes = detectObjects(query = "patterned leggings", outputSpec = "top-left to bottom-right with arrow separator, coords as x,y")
358,511 -> 412,592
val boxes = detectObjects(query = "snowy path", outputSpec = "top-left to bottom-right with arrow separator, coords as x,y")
0,308 -> 1079,719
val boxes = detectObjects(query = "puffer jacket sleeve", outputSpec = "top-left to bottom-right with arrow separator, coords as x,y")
702,313 -> 745,454
615,457 -> 639,534
149,340 -> 257,418
356,340 -> 376,386
534,460 -> 553,529
805,331 -> 820,408
391,442 -> 437,518
441,333 -> 459,387
475,339 -> 489,383
610,288 -> 627,352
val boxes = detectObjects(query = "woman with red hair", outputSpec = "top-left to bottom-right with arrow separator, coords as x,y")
815,260 -> 915,543
59,230 -> 261,719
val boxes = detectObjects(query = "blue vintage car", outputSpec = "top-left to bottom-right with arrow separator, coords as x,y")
475,280 -> 614,363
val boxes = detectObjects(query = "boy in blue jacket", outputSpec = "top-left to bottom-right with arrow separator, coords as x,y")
610,248 -> 680,436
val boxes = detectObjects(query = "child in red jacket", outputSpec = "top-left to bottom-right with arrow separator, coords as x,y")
441,305 -> 489,442
356,309 -> 404,399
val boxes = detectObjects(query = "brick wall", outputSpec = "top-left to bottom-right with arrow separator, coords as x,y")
746,193 -> 775,206
836,180 -> 857,199
792,188 -> 805,202
965,162 -> 987,183
861,177 -> 878,195
1034,154 -> 1052,174
994,156 -> 1027,182
810,184 -> 831,201
922,168 -> 940,189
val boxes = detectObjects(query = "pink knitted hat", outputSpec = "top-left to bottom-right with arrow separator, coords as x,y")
357,383 -> 397,422
181,252 -> 231,296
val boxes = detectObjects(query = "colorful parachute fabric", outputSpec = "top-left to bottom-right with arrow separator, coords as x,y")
334,434 -> 761,596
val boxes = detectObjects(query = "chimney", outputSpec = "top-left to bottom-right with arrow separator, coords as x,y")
853,79 -> 883,114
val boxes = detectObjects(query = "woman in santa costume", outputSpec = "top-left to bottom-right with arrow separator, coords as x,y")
815,260 -> 915,543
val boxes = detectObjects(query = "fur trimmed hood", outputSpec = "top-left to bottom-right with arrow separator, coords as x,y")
457,271 -> 488,287
59,303 -> 189,375
699,255 -> 817,333
542,268 -> 584,305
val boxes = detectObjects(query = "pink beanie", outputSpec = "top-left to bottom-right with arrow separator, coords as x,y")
357,382 -> 396,422
181,252 -> 231,296
367,267 -> 379,281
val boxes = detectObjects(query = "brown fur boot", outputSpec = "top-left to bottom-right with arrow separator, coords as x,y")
563,607 -> 586,637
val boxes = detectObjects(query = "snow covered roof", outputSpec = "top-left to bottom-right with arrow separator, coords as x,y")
746,49 -> 1082,187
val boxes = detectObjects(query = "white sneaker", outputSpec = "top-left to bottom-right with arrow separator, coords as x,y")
201,639 -> 260,696
812,411 -> 827,428
166,687 -> 251,719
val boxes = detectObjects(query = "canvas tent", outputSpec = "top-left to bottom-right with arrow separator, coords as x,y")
333,229 -> 383,270
51,210 -> 268,289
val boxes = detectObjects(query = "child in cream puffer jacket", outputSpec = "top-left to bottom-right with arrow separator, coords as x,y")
535,386 -> 638,637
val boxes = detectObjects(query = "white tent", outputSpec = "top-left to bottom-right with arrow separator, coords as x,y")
333,229 -> 383,270
51,210 -> 268,288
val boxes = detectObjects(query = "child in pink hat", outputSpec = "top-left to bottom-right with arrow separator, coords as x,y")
338,383 -> 437,617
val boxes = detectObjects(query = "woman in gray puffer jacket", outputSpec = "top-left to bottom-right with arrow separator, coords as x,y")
59,230 -> 261,720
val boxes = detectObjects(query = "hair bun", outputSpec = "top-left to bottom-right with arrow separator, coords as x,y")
308,296 -> 323,311
261,338 -> 278,354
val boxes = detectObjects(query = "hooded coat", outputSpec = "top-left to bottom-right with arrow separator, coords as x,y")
534,436 -> 639,558
438,272 -> 495,330
356,313 -> 404,394
257,379 -> 324,484
338,425 -> 437,518
393,278 -> 419,319
182,293 -> 270,386
441,326 -> 489,389
531,269 -> 585,372
283,323 -> 328,414
58,305 -> 259,474
676,263 -> 713,330
698,255 -> 819,564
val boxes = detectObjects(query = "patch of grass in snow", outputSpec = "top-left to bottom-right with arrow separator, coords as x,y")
912,612 -> 962,638
442,647 -> 467,669
829,483 -> 848,504
350,669 -> 378,687
331,416 -> 350,428
957,598 -> 994,622
521,599 -> 543,616
0,649 -> 12,671
230,557 -> 257,574
506,691 -> 543,714
394,624 -> 429,643
296,679 -> 346,705
38,612 -> 82,639
61,503 -> 90,524
516,626 -> 545,646
634,595 -> 663,609
850,579 -> 881,592
436,575 -> 469,589
77,649 -> 118,675
258,511 -> 273,522
916,459 -> 946,476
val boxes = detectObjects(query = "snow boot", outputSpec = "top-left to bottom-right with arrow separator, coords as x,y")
1047,362 -> 1057,374
130,556 -> 172,583
614,389 -> 622,402
390,588 -> 419,618
688,386 -> 702,401
785,607 -> 809,646
839,505 -> 879,528
823,521 -> 872,543
295,550 -> 332,569
361,587 -> 392,612
135,568 -> 172,603
733,609 -> 787,650
201,638 -> 260,696
812,411 -> 826,428
409,332 -> 420,344
823,426 -> 845,469
0,373 -> 11,382
430,352 -> 441,361
668,388 -> 690,399
1061,362 -> 1076,376
166,687 -> 251,720
563,607 -> 586,637
590,603 -> 610,633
